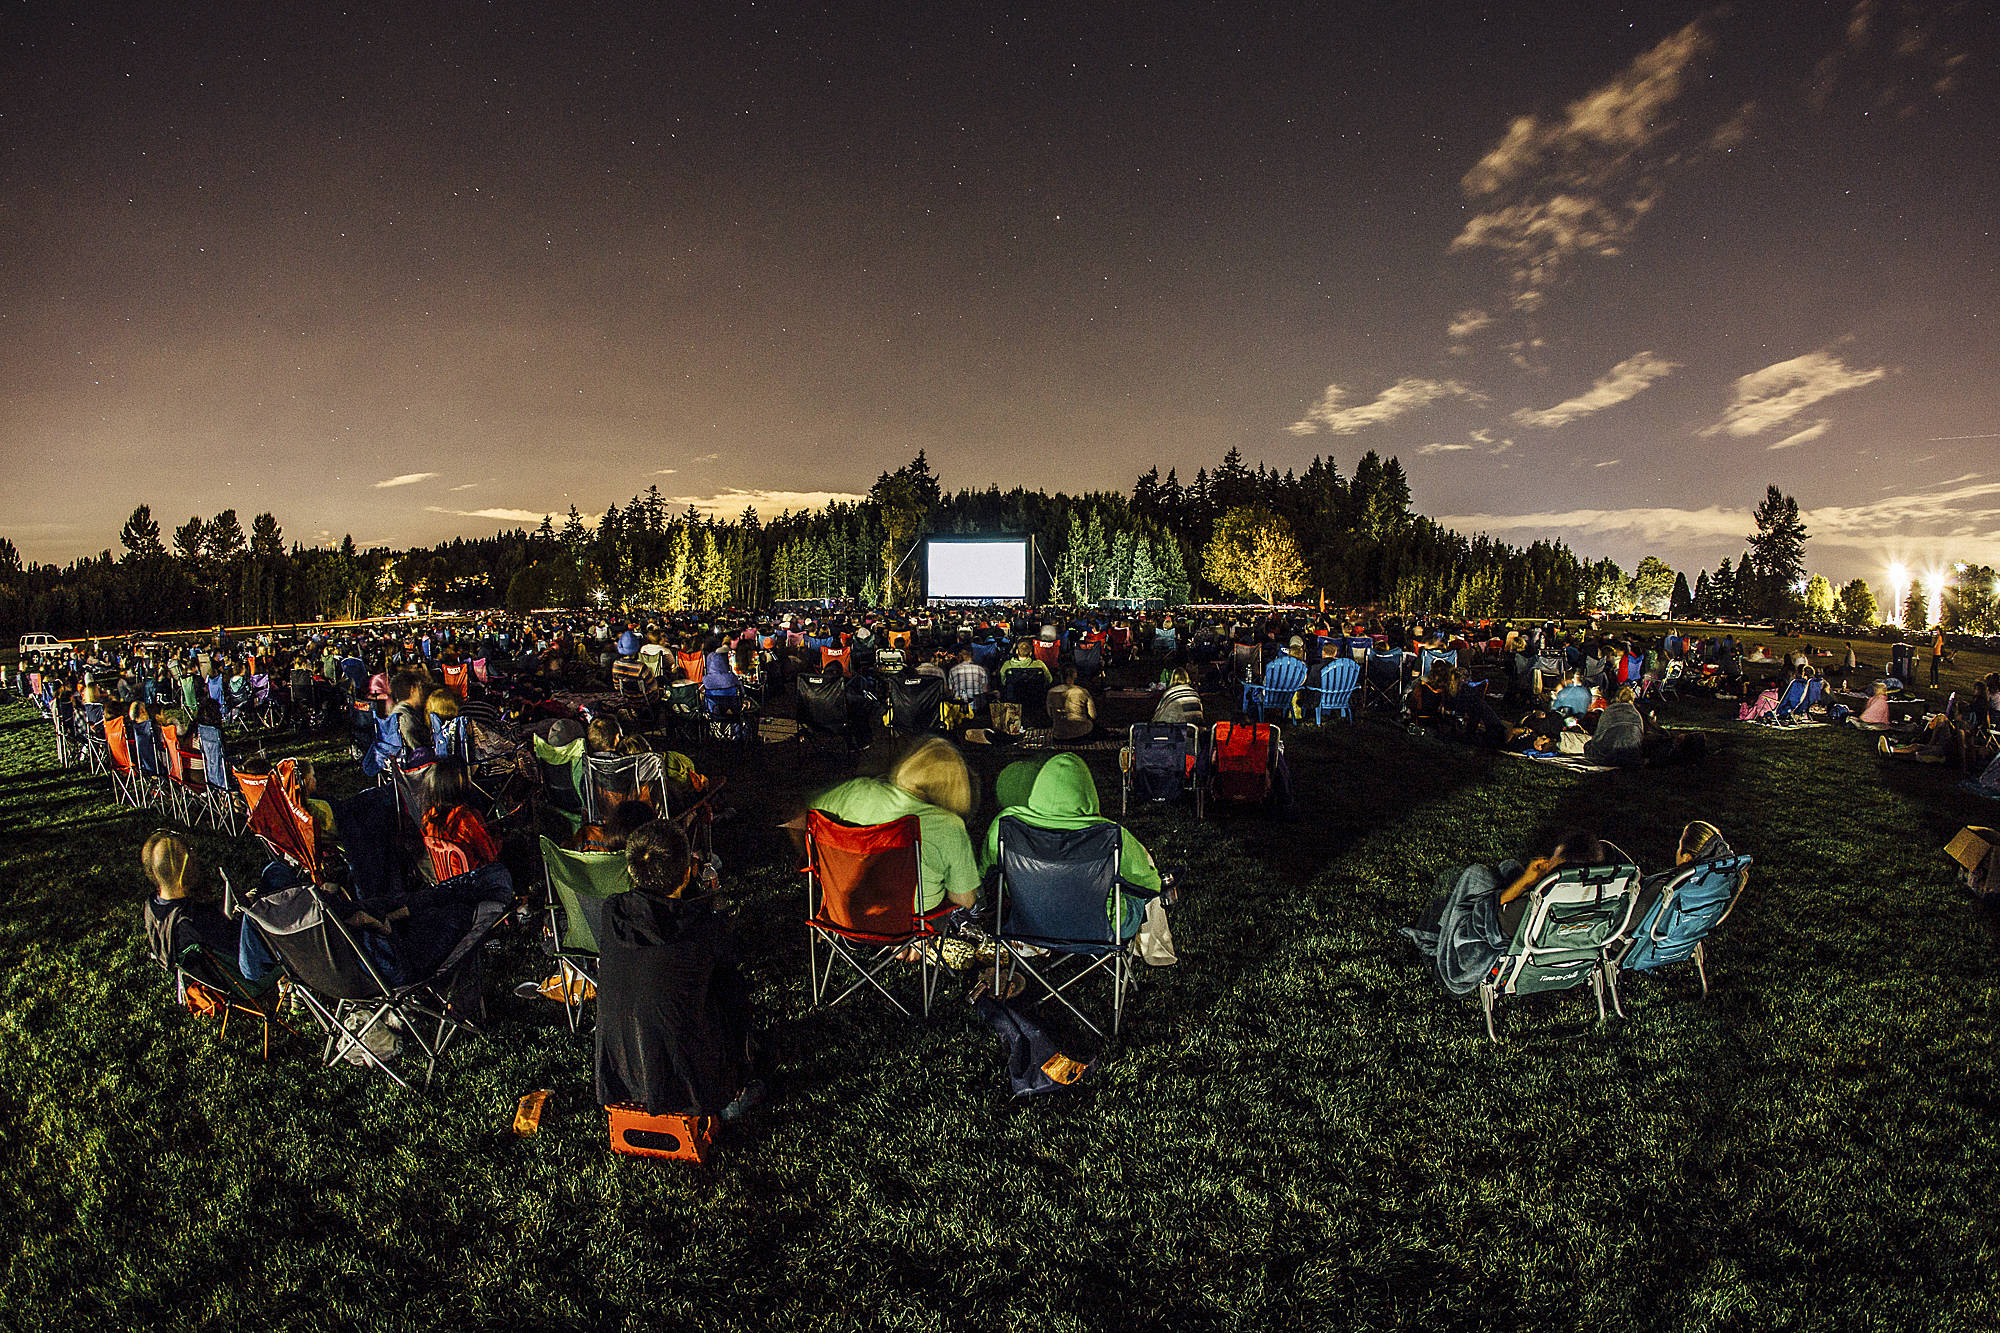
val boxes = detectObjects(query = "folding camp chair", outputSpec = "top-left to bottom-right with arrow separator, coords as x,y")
1763,676 -> 1810,724
130,717 -> 174,811
1245,655 -> 1308,723
533,733 -> 590,833
248,759 -> 321,878
347,699 -> 378,760
1419,648 -> 1459,676
676,650 -> 707,685
884,673 -> 947,733
539,835 -> 632,1031
992,816 -> 1132,1039
1207,721 -> 1278,809
1479,860 -> 1642,1043
1121,722 -> 1204,818
102,714 -> 147,808
1363,649 -> 1407,713
194,726 -> 246,833
584,751 -> 669,825
795,670 -> 864,751
1609,854 -> 1752,1011
80,702 -> 111,776
1304,656 -> 1361,723
388,757 -> 436,833
145,897 -> 293,1059
241,881 -> 503,1089
803,810 -> 953,1018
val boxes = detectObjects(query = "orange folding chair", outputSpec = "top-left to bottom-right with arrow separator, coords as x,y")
803,811 -> 953,1017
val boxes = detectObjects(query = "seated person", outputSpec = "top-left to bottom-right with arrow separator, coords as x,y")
420,760 -> 512,892
1409,662 -> 1454,729
1152,667 -> 1203,726
1585,687 -> 1648,766
1401,830 -> 1607,992
809,738 -> 981,914
947,648 -> 991,706
139,830 -> 251,975
998,640 -> 1053,698
980,753 -> 1177,946
1046,667 -> 1098,742
1550,671 -> 1594,719
595,819 -> 762,1120
290,759 -> 340,843
389,671 -> 433,758
1630,820 -> 1736,923
575,798 -> 658,855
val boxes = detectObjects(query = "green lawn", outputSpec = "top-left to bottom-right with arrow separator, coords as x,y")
2,640 -> 1996,1331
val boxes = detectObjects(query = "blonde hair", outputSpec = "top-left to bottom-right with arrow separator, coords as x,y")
426,690 -> 460,719
142,829 -> 192,896
891,737 -> 974,820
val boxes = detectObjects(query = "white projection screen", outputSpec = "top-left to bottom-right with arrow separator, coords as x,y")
924,537 -> 1030,600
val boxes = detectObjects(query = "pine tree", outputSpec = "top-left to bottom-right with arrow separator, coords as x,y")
119,506 -> 165,559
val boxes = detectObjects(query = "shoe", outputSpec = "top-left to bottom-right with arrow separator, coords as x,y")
721,1079 -> 766,1123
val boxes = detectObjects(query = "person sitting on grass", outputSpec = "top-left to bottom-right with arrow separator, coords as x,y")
1401,830 -> 1608,992
809,737 -> 982,917
595,818 -> 763,1122
1046,665 -> 1098,743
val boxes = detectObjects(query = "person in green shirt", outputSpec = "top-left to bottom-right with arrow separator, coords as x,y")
810,738 -> 981,913
980,753 -> 1165,939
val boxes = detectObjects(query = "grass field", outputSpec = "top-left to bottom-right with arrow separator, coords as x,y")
2,634 -> 1997,1331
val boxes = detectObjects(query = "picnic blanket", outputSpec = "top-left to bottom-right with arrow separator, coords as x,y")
1504,751 -> 1616,774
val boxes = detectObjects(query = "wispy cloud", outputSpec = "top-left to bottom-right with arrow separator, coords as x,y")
1812,0 -> 1971,113
1288,378 -> 1485,436
1417,442 -> 1475,456
652,468 -> 679,475
661,488 -> 868,520
1446,309 -> 1492,350
1512,351 -> 1678,428
1768,418 -> 1832,451
1451,21 -> 1712,309
374,472 -> 440,489
425,506 -> 552,524
448,482 -> 479,492
1439,476 -> 2000,571
690,452 -> 721,464
1594,459 -> 1621,468
1702,349 -> 1888,438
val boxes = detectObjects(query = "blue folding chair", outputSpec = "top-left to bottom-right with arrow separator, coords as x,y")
1245,654 -> 1308,723
1419,648 -> 1459,676
1304,656 -> 1361,723
1363,649 -> 1406,713
1609,854 -> 1752,1011
1764,676 -> 1810,724
993,817 -> 1133,1039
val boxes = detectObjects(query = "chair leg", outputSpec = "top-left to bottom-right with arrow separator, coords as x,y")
1590,970 -> 1607,1023
1604,962 -> 1626,1019
1480,982 -> 1500,1043
1694,941 -> 1709,998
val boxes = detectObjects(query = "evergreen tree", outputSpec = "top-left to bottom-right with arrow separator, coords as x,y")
119,506 -> 165,559
1670,571 -> 1693,618
1836,578 -> 1878,628
1747,485 -> 1809,615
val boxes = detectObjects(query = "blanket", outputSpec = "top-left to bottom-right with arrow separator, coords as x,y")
1400,863 -> 1513,995
1504,751 -> 1616,774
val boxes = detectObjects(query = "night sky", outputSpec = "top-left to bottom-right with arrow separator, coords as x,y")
3,2 -> 1993,584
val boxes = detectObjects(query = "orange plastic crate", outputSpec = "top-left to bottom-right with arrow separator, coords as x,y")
606,1104 -> 715,1163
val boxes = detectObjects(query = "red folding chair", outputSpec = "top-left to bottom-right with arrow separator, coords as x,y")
424,833 -> 473,885
1031,639 -> 1061,670
247,759 -> 319,876
1208,721 -> 1276,807
102,714 -> 145,807
803,811 -> 952,1017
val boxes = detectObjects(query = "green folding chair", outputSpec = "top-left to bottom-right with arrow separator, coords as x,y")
538,835 -> 632,1032
1479,858 -> 1642,1043
532,734 -> 589,834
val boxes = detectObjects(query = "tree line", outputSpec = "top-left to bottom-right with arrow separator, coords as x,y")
12,455 -> 1985,640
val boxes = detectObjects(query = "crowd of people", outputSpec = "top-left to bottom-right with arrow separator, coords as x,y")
9,596 -> 1994,1124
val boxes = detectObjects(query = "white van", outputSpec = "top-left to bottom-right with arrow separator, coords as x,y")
18,633 -> 64,661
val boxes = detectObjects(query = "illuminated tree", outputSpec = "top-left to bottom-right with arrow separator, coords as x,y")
1803,574 -> 1835,621
1631,556 -> 1675,614
1836,578 -> 1877,629
1203,506 -> 1308,607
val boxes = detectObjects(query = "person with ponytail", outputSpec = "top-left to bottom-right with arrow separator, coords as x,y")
595,820 -> 763,1121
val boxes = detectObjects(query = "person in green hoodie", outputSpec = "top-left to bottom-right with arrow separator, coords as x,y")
981,753 -> 1168,940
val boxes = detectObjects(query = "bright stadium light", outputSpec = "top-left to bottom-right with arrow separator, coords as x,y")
1887,561 -> 1909,625
1925,568 -> 1945,630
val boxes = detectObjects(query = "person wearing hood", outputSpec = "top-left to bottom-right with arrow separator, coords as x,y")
810,738 -> 981,912
595,819 -> 761,1120
980,754 -> 1166,941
